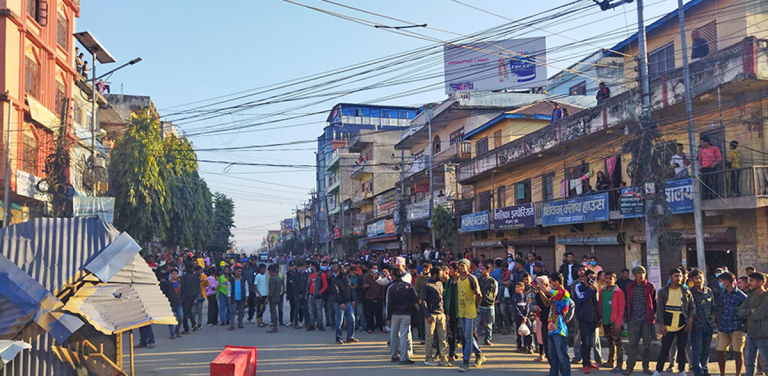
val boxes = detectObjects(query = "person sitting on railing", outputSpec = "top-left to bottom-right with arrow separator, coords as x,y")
595,171 -> 611,191
551,103 -> 563,123
726,140 -> 741,196
596,82 -> 611,106
672,143 -> 691,179
699,135 -> 723,199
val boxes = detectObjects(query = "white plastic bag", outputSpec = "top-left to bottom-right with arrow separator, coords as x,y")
518,322 -> 531,336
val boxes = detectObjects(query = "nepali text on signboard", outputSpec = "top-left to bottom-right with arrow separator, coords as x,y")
73,197 -> 115,224
619,178 -> 694,218
375,220 -> 386,235
493,203 -> 536,230
541,193 -> 609,226
461,211 -> 490,233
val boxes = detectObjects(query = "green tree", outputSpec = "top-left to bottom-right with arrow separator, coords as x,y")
162,136 -> 213,250
431,205 -> 458,250
209,192 -> 235,253
109,110 -> 169,246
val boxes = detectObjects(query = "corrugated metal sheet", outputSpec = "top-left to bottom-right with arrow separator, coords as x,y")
0,217 -> 120,294
106,254 -> 160,285
0,254 -> 83,343
0,340 -> 31,365
82,232 -> 141,283
63,283 -> 176,335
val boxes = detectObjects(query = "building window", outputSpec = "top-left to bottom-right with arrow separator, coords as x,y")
515,180 -> 532,204
24,57 -> 39,98
433,135 -> 441,154
476,137 -> 488,156
27,0 -> 37,19
496,186 -> 506,208
493,130 -> 503,149
450,129 -> 465,146
73,104 -> 82,125
566,163 -> 590,196
649,43 -> 675,79
477,190 -> 491,212
56,13 -> 68,49
55,82 -> 65,114
569,81 -> 587,96
542,173 -> 554,201
21,134 -> 37,174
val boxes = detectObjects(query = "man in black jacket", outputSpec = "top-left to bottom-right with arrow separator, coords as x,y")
388,268 -> 419,365
179,262 -> 200,333
422,265 -> 450,367
558,252 -> 578,288
331,263 -> 357,344
291,261 -> 309,329
286,261 -> 297,326
161,269 -> 183,339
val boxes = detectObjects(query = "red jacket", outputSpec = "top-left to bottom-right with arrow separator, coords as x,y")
625,279 -> 657,324
598,285 -> 625,325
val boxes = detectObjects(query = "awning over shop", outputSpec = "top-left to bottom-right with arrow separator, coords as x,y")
630,228 -> 735,244
63,283 -> 176,335
558,234 -> 624,246
506,236 -> 555,247
0,254 -> 83,343
367,234 -> 398,243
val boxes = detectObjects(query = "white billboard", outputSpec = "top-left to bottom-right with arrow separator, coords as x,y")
443,37 -> 547,94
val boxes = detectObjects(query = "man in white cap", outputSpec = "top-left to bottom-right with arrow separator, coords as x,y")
396,257 -> 412,284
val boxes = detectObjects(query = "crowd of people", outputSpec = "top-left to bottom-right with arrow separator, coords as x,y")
130,248 -> 768,376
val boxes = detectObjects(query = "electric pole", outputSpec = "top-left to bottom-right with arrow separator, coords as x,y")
677,0 -> 706,270
426,105 -> 436,250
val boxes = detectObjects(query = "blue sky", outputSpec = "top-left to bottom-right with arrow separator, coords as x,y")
78,0 -> 677,250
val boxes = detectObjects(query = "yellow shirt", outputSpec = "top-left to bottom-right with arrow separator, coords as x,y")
197,258 -> 206,269
665,287 -> 684,332
727,150 -> 740,168
457,275 -> 478,319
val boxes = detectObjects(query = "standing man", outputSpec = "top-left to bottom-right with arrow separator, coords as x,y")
558,252 -> 578,290
244,258 -> 258,324
617,268 -> 632,296
699,135 -> 723,199
456,259 -> 486,372
652,268 -> 695,376
227,265 -> 249,330
307,262 -> 327,331
726,140 -> 741,195
267,264 -> 283,333
161,269 -> 183,339
738,272 -> 768,376
477,261 -> 498,346
596,82 -> 611,105
286,261 -> 297,327
574,269 -> 600,374
387,268 -> 418,364
331,263 -> 357,344
254,264 -> 268,327
599,272 -> 625,373
422,265 -> 450,367
716,271 -> 747,376
348,266 -> 364,332
291,261 -> 308,329
689,269 -> 716,376
191,266 -> 208,331
363,263 -> 384,333
218,265 -> 230,326
623,266 -> 657,376
179,263 -> 200,333
444,262 -> 461,361
548,273 -> 576,376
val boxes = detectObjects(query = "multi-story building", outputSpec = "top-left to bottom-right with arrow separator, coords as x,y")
0,0 -> 82,223
315,103 -> 419,254
394,92 -> 592,251
347,130 -> 402,251
547,49 -> 625,101
456,0 -> 768,284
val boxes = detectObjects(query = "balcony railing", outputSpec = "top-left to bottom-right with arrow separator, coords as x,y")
408,155 -> 429,177
457,37 -> 768,183
325,149 -> 340,169
351,159 -> 374,178
700,166 -> 768,200
328,172 -> 341,192
433,141 -> 472,166
453,199 -> 474,216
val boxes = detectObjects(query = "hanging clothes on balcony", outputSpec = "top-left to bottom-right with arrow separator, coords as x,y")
605,156 -> 618,188
561,180 -> 569,198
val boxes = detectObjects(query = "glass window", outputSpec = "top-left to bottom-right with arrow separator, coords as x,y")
515,180 -> 532,204
24,57 -> 39,98
362,108 -> 370,117
354,108 -> 362,116
27,0 -> 37,19
73,104 -> 82,125
477,190 -> 491,212
649,43 -> 675,79
450,129 -> 465,146
542,173 -> 554,201
370,108 -> 380,118
56,13 -> 68,49
476,137 -> 489,156
496,186 -> 506,208
21,134 -> 37,175
569,81 -> 587,96
381,109 -> 390,118
55,81 -> 65,114
493,130 -> 503,149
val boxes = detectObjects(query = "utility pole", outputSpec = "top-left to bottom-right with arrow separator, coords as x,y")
3,98 -> 11,228
396,151 -> 408,252
677,0 -> 706,270
426,105 -> 436,250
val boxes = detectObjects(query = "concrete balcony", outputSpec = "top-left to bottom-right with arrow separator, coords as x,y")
458,37 -> 768,183
351,191 -> 373,208
328,172 -> 341,192
700,166 -> 768,211
433,141 -> 472,166
351,159 -> 374,179
325,149 -> 340,171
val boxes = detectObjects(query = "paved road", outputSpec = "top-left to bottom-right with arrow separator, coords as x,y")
125,302 -> 743,376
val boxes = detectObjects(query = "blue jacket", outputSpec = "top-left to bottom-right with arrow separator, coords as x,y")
511,292 -> 529,320
573,281 -> 599,323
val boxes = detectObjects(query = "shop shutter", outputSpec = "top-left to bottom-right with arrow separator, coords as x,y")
593,245 -> 626,275
659,242 -> 683,276
534,246 -> 557,275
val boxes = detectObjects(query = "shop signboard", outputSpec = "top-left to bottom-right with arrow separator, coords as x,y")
493,203 -> 535,230
541,193 -> 609,226
461,211 -> 490,233
620,178 -> 694,218
384,219 -> 395,234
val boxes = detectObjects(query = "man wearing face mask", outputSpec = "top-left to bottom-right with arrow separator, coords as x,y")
364,263 -> 384,333
586,256 -> 602,274
307,262 -> 328,331
717,271 -> 747,376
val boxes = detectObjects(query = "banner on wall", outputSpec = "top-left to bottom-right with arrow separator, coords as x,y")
73,197 -> 115,224
493,203 -> 535,230
620,178 -> 694,218
541,193 -> 609,226
461,211 -> 490,233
